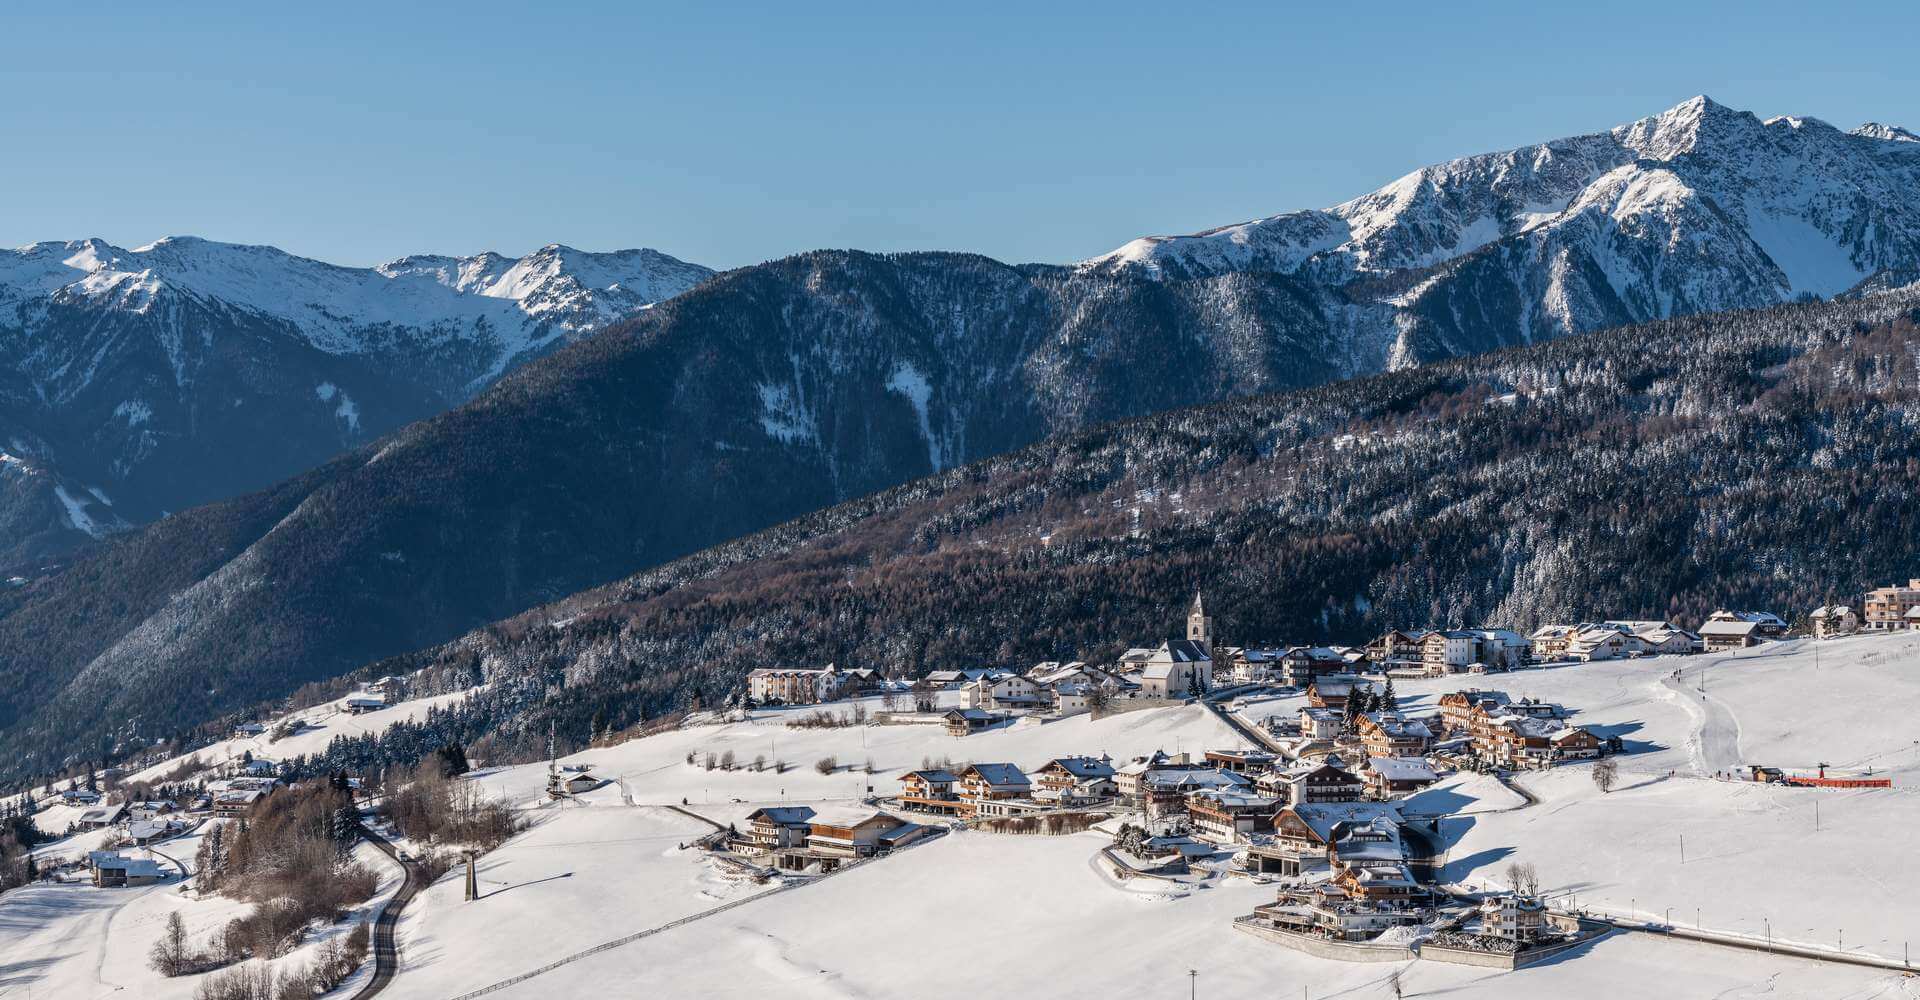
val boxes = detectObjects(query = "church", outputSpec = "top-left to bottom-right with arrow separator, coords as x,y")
1123,593 -> 1215,698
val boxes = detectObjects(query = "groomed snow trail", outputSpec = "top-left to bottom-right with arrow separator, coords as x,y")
1661,654 -> 1752,776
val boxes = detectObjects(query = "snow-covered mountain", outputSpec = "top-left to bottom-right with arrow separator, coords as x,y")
1083,96 -> 1920,366
0,237 -> 710,562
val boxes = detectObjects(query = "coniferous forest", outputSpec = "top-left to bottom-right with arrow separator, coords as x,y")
333,289 -> 1920,767
6,286 -> 1920,785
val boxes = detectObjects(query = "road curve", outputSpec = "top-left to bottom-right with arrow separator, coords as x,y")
349,821 -> 426,1000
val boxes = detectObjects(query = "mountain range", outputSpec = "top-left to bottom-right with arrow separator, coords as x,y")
3,96 -> 1918,781
0,237 -> 711,565
1085,95 -> 1920,366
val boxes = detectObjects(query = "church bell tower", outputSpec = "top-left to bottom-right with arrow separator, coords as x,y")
1187,591 -> 1212,657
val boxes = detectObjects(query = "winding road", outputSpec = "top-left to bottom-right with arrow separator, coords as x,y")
1199,694 -> 1288,753
349,821 -> 426,1000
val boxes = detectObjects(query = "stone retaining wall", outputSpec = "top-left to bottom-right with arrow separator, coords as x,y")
1231,918 -> 1416,963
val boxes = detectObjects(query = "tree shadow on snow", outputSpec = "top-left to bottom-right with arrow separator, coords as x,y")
0,953 -> 71,988
1439,845 -> 1515,884
480,871 -> 575,901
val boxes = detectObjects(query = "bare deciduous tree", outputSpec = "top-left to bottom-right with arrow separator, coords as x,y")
1504,860 -> 1541,897
1593,758 -> 1618,794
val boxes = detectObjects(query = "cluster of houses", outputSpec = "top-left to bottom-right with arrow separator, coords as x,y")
48,769 -> 282,857
734,587 -> 1907,742
737,804 -> 935,872
829,663 -> 1618,950
745,663 -> 887,705
1815,576 -> 1920,636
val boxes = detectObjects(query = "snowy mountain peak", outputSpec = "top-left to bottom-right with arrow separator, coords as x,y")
1853,122 -> 1920,143
1082,97 -> 1920,358
2,236 -> 712,367
1613,94 -> 1765,159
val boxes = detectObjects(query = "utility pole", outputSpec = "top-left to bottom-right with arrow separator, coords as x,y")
462,849 -> 479,901
545,722 -> 561,800
1187,968 -> 1196,1000
1679,833 -> 1684,865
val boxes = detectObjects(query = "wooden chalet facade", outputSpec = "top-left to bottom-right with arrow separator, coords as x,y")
956,763 -> 1032,818
1185,789 -> 1279,844
944,708 -> 1004,736
1306,676 -> 1361,710
1030,756 -> 1117,804
743,806 -> 815,851
1355,712 -> 1432,758
896,769 -> 963,815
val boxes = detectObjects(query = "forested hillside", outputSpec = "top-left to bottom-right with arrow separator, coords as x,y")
274,287 -> 1920,769
0,250 -> 1366,780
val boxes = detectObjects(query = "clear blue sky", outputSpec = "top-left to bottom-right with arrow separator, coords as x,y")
3,1 -> 1915,270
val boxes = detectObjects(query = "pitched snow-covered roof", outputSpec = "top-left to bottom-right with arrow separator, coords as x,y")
964,763 -> 1030,788
1289,802 -> 1404,843
1149,639 -> 1211,664
1366,757 -> 1439,783
127,819 -> 176,840
1144,768 -> 1250,792
748,806 -> 816,825
805,807 -> 901,831
1042,756 -> 1116,779
91,853 -> 166,877
1698,619 -> 1761,637
1707,610 -> 1786,626
1188,788 -> 1279,810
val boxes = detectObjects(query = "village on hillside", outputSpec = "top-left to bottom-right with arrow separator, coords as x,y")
6,577 -> 1920,998
702,584 -> 1912,970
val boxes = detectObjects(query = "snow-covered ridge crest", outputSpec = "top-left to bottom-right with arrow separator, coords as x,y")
1,235 -> 712,361
1081,96 -> 1920,332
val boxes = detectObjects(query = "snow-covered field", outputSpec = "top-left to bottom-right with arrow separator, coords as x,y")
395,831 -> 1909,1000
1,683 -> 456,1000
366,634 -> 1920,999
466,696 -> 1237,808
0,828 -> 405,1000
11,631 -> 1920,999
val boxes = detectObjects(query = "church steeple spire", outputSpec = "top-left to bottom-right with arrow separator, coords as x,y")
1186,590 -> 1212,655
